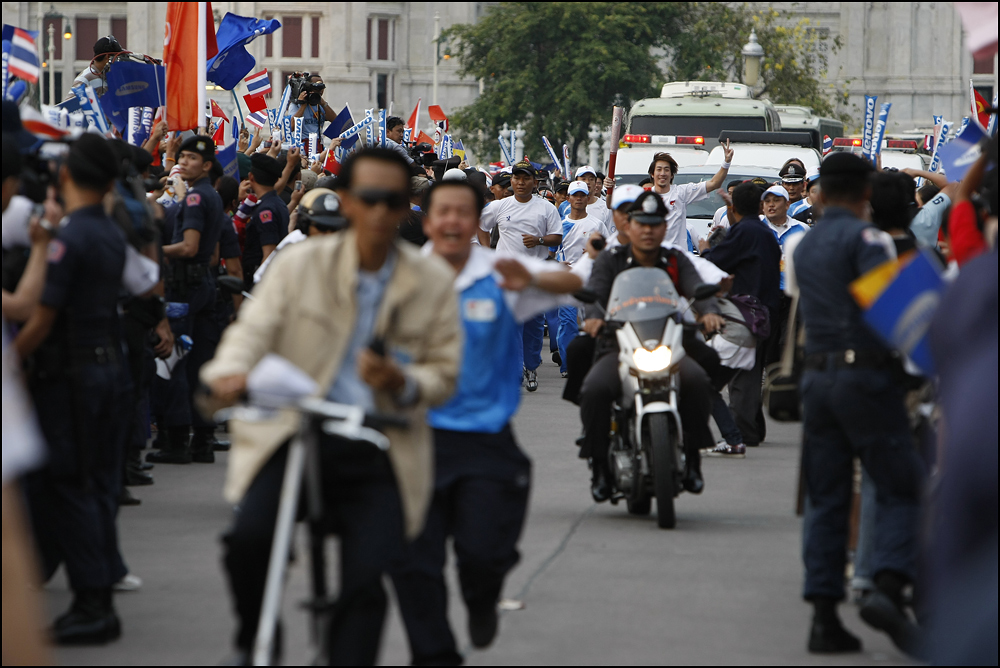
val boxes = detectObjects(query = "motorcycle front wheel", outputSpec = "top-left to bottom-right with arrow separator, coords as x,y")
649,413 -> 676,529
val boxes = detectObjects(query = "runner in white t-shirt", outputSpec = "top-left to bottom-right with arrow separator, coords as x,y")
479,160 -> 563,391
648,141 -> 734,248
574,166 -> 614,235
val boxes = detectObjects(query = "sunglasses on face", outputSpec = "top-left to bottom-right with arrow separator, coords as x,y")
351,188 -> 409,210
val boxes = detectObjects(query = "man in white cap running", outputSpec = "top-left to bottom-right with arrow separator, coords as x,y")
574,166 -> 614,235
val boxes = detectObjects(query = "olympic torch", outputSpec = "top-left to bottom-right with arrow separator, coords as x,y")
606,106 -> 624,200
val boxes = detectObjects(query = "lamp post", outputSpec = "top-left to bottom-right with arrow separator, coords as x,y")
46,21 -> 55,105
741,29 -> 764,91
432,13 -> 440,106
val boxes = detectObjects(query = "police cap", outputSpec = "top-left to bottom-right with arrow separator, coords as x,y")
249,153 -> 283,186
297,188 -> 348,232
492,172 -> 511,189
819,151 -> 874,178
629,190 -> 669,224
779,162 -> 807,183
178,135 -> 216,164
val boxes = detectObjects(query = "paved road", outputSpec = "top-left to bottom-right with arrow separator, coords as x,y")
52,358 -> 913,665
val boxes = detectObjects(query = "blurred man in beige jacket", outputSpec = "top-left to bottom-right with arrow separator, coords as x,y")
201,148 -> 461,664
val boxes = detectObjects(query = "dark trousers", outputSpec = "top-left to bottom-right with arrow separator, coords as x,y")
728,337 -> 768,447
390,426 -> 531,665
222,437 -> 404,665
800,366 -> 924,600
579,352 -> 713,471
154,279 -> 217,428
562,334 -> 596,405
26,363 -> 129,590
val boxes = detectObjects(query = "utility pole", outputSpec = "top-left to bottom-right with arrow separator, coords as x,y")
432,12 -> 440,106
47,20 -> 55,105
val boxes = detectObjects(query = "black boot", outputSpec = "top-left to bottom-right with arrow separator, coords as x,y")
860,571 -> 922,658
212,435 -> 231,451
808,597 -> 861,653
682,449 -> 704,494
53,588 -> 121,645
147,426 -> 192,464
190,427 -> 216,463
591,460 -> 611,503
118,486 -> 141,506
468,602 -> 499,649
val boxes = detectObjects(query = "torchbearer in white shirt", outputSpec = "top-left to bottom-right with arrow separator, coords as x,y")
648,141 -> 734,248
478,160 -> 563,391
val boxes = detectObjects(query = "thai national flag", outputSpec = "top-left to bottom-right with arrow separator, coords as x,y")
821,135 -> 833,156
2,24 -> 40,83
244,69 -> 270,97
245,110 -> 267,129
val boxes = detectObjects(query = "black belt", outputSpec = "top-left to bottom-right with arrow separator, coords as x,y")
804,349 -> 891,371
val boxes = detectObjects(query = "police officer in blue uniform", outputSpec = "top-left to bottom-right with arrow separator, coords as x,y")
14,134 -> 130,644
240,154 -> 289,289
148,135 -> 224,464
793,152 -> 923,656
389,179 -> 582,663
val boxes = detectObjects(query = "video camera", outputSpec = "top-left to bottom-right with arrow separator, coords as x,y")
288,72 -> 326,106
408,142 -> 438,167
20,141 -> 69,204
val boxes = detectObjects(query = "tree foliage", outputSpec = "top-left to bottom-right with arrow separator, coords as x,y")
444,2 -> 686,163
445,3 -> 849,164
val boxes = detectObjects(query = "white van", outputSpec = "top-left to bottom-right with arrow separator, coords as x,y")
705,131 -> 822,173
614,135 -> 709,185
627,81 -> 782,151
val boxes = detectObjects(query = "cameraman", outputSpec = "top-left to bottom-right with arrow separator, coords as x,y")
290,74 -> 336,143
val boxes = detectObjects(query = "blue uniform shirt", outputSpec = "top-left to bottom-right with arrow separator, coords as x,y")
173,177 -> 224,264
42,204 -> 126,347
793,206 -> 895,356
428,247 -> 536,433
243,190 -> 289,270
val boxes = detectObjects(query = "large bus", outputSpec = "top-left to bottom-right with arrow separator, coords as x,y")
773,104 -> 844,151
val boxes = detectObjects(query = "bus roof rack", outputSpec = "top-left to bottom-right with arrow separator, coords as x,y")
718,130 -> 813,148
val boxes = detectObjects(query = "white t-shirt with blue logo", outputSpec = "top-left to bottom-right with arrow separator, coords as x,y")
480,196 -> 563,260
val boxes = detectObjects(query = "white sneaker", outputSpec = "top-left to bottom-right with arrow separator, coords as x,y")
113,573 -> 143,592
524,368 -> 538,392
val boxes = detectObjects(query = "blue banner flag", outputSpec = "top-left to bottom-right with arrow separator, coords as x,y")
216,142 -> 239,180
871,102 -> 891,158
378,109 -> 387,147
541,136 -> 561,171
938,118 -> 987,183
206,14 -> 281,90
498,134 -> 513,166
861,94 -> 877,163
928,119 -> 951,174
104,61 -> 165,112
861,249 -> 944,376
323,105 -> 353,139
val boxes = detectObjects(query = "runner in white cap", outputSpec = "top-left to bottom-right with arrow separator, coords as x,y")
574,166 -> 614,235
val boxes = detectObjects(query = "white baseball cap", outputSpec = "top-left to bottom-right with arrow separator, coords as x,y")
575,165 -> 597,179
442,168 -> 467,181
610,184 -> 644,210
567,180 -> 589,196
761,184 -> 790,201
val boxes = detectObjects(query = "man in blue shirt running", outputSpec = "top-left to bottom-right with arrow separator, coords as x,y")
390,179 -> 582,664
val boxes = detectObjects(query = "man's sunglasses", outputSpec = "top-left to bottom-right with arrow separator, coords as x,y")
351,188 -> 409,210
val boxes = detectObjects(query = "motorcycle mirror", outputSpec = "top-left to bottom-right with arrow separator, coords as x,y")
217,275 -> 246,295
693,283 -> 720,300
573,288 -> 598,304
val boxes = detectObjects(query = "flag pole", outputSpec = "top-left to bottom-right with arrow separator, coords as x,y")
232,89 -> 245,130
197,2 -> 207,134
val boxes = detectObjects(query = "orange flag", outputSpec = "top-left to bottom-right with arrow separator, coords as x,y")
164,2 -> 218,131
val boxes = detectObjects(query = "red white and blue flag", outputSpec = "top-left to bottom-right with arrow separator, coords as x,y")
2,24 -> 40,83
821,134 -> 833,155
245,110 -> 267,128
244,69 -> 270,97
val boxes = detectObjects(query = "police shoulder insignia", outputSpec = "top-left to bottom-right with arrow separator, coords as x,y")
186,192 -> 202,207
47,239 -> 66,263
861,228 -> 884,245
259,209 -> 273,223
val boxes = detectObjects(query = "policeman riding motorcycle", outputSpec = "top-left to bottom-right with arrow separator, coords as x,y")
576,191 -> 725,527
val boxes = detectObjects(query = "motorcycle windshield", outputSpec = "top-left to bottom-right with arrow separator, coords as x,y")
606,267 -> 681,324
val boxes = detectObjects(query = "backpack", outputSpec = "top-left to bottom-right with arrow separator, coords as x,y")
727,294 -> 771,340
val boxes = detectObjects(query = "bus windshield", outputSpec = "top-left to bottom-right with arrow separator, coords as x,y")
629,115 -> 766,137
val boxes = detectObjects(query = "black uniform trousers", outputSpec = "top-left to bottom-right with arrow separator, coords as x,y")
390,425 -> 531,665
155,276 -> 218,428
579,353 -> 714,468
800,364 -> 924,600
222,436 -> 404,665
26,361 -> 129,590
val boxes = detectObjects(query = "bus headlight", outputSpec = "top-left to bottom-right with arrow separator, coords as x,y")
633,346 -> 672,373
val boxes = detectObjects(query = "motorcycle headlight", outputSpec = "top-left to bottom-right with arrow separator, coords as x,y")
632,345 -> 672,373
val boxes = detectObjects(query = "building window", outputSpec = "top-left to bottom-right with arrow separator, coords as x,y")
41,71 -> 63,105
111,17 -> 127,49
376,73 -> 388,109
283,17 -> 302,58
42,17 -> 62,61
75,17 -> 98,61
311,16 -> 320,59
367,17 -> 394,62
265,15 -> 274,57
973,51 -> 996,75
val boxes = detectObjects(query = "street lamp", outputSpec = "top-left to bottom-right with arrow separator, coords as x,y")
741,29 -> 764,90
43,6 -> 69,105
